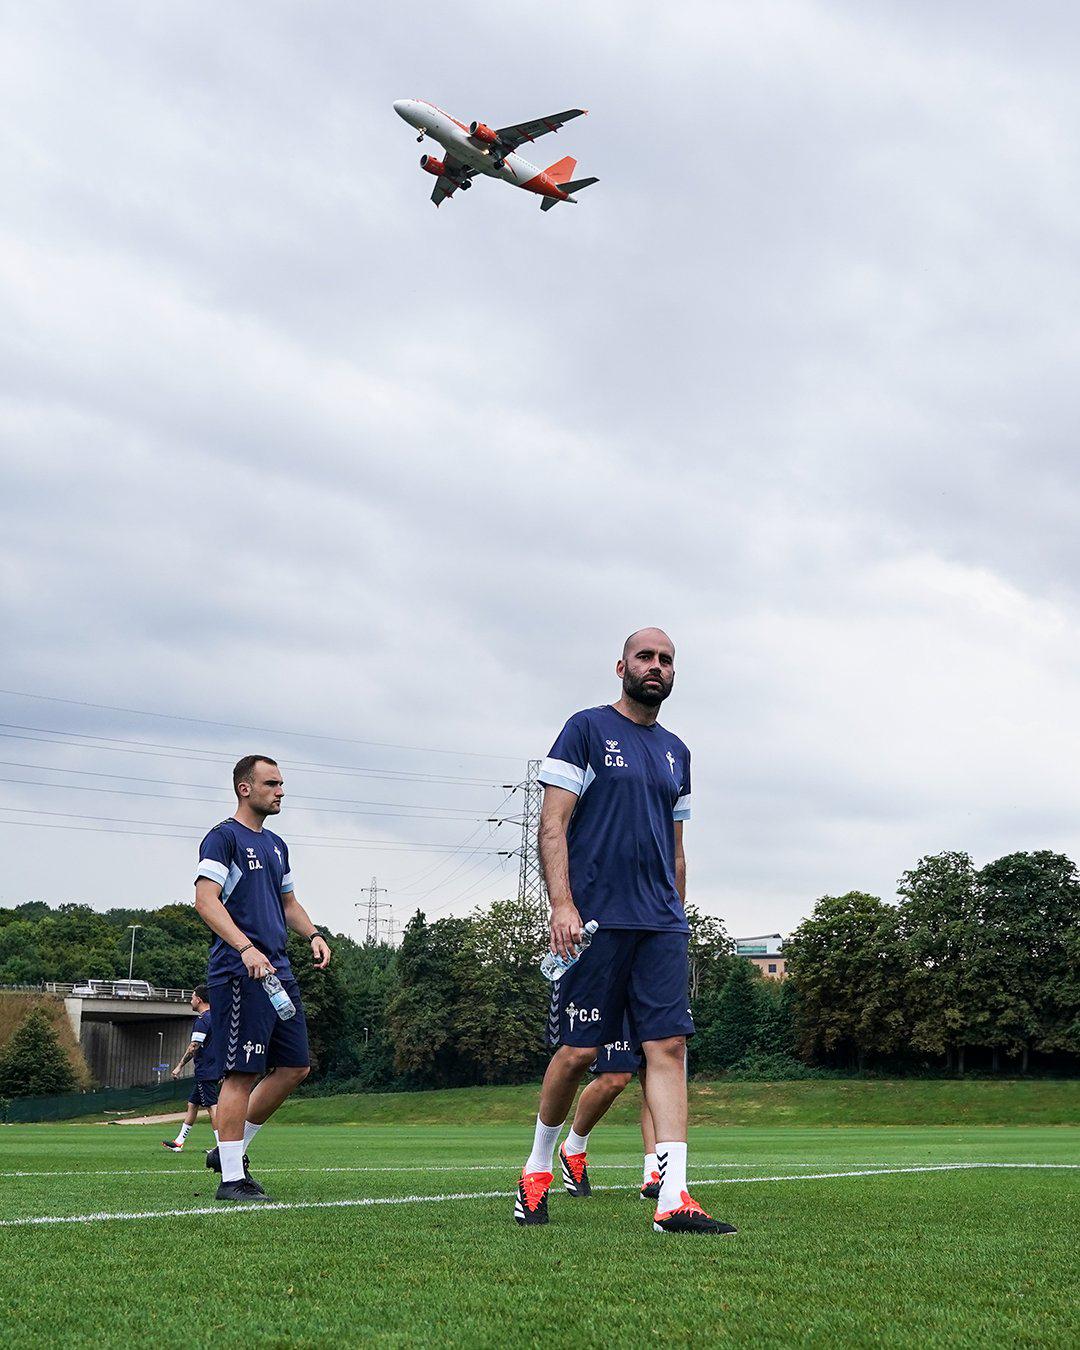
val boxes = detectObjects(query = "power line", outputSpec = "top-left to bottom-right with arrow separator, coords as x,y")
0,773 -> 511,825
0,759 -> 497,814
392,790 -> 520,898
0,805 -> 505,853
0,725 -> 511,787
0,688 -> 524,762
416,855 -> 515,920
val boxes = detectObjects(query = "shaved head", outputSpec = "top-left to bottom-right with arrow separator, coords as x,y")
622,627 -> 675,661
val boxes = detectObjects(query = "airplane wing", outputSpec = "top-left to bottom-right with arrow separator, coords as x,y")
430,154 -> 476,207
430,175 -> 458,207
494,109 -> 587,151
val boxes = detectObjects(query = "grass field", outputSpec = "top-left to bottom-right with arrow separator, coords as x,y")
1,1085 -> 1077,1347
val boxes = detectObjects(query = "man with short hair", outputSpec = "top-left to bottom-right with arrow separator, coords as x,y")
514,629 -> 735,1235
161,984 -> 219,1152
194,755 -> 331,1204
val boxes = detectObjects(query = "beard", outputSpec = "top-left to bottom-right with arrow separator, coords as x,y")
623,669 -> 672,706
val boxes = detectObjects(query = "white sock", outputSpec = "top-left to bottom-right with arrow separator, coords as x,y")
657,1140 -> 688,1212
174,1123 -> 191,1145
219,1140 -> 246,1184
524,1115 -> 563,1174
644,1151 -> 659,1183
243,1120 -> 262,1149
213,1131 -> 220,1145
563,1127 -> 589,1155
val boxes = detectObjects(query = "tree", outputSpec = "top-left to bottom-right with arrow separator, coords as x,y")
754,976 -> 798,1059
897,852 -> 987,1073
684,903 -> 738,1071
286,932 -> 347,1079
685,904 -> 735,1003
386,913 -> 477,1085
693,957 -> 762,1072
455,896 -> 549,1083
785,892 -> 908,1070
0,1008 -> 77,1097
978,851 -> 1080,1069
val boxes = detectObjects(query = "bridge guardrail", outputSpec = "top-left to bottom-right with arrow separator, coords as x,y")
0,981 -> 195,1003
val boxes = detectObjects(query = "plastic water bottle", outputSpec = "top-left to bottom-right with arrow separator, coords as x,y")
262,972 -> 296,1021
540,920 -> 599,982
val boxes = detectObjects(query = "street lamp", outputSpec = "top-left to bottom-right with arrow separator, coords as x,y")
126,924 -> 142,980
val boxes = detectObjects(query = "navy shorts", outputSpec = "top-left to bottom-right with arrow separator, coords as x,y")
188,1077 -> 220,1107
551,928 -> 694,1049
549,998 -> 642,1075
203,975 -> 310,1077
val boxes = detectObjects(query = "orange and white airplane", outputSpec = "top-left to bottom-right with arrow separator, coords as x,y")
393,99 -> 598,211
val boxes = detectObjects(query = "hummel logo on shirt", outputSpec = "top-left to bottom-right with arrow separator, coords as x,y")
246,846 -> 263,871
603,739 -> 626,768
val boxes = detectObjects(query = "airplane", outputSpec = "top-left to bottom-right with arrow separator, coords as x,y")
393,99 -> 598,211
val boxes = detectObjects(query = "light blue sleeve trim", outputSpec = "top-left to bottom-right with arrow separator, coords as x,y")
191,1031 -> 207,1043
220,861 -> 243,904
538,756 -> 584,795
673,793 -> 691,822
195,858 -> 228,886
281,870 -> 295,894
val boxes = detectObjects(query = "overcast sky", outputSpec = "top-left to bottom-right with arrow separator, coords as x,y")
3,1 -> 1080,945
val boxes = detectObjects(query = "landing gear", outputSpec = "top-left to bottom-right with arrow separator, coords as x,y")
416,132 -> 425,143
492,158 -> 505,171
459,179 -> 472,190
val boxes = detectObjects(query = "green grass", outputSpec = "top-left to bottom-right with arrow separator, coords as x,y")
0,1096 -> 1076,1346
237,1076 -> 1079,1128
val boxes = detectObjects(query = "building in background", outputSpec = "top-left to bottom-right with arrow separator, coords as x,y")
735,934 -> 787,979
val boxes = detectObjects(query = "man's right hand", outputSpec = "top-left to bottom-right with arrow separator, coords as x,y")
240,946 -> 275,979
550,901 -> 584,961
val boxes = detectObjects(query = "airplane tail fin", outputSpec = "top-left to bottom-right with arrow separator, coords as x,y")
540,176 -> 599,211
544,155 -> 577,184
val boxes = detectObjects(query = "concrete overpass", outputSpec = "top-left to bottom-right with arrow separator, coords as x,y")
43,982 -> 200,1089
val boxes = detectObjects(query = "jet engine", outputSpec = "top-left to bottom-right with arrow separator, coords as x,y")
420,154 -> 446,176
469,121 -> 499,145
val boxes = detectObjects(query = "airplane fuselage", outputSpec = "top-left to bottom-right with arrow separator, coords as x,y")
392,99 -> 570,201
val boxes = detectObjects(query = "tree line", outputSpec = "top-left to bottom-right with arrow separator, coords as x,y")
785,849 -> 1079,1074
0,845 -> 1075,1096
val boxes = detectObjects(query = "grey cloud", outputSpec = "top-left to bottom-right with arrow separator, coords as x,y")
3,2 -> 1080,936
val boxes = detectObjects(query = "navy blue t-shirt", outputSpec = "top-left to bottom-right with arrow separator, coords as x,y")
189,1009 -> 214,1080
195,818 -> 294,983
539,705 -> 691,932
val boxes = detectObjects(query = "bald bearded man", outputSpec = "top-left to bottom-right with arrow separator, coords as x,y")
513,628 -> 736,1237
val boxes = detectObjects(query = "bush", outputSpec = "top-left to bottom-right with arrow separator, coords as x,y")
721,1052 -> 839,1081
0,1007 -> 78,1096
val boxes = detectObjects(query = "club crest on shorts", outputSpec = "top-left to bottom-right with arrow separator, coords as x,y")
565,1002 -> 600,1031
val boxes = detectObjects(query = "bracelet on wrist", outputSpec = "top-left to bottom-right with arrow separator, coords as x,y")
236,942 -> 253,956
307,931 -> 320,943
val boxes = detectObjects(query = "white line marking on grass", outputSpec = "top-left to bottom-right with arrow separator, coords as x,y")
0,1163 -> 1075,1228
0,1160 -> 1073,1181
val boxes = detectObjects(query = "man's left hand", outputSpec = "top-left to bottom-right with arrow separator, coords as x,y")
311,935 -> 331,969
